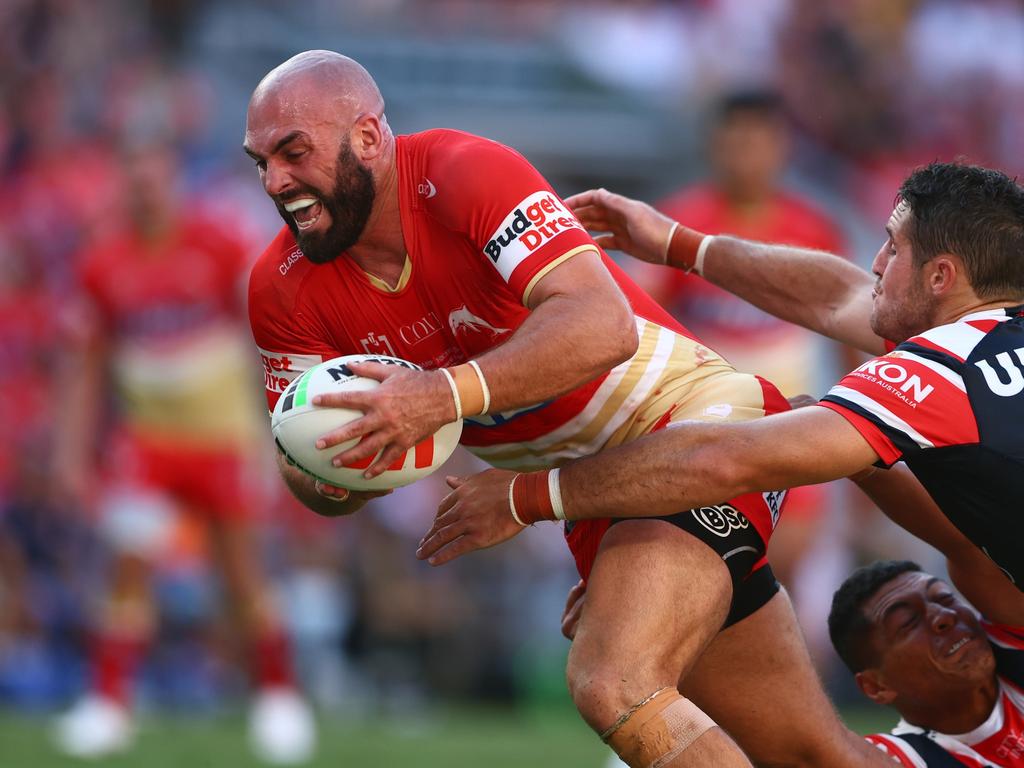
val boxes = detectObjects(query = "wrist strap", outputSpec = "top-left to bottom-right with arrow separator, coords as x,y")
508,475 -> 528,527
666,224 -> 711,275
549,468 -> 566,521
511,470 -> 560,524
439,367 -> 462,422
467,359 -> 491,414
448,363 -> 486,416
661,221 -> 679,265
693,234 -> 714,277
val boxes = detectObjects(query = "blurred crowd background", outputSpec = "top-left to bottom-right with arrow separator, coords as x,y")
2,0 -> 1023,756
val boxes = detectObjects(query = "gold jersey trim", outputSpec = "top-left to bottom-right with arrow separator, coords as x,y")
521,245 -> 599,306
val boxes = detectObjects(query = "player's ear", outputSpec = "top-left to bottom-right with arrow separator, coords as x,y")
855,669 -> 897,706
351,112 -> 385,161
927,253 -> 960,297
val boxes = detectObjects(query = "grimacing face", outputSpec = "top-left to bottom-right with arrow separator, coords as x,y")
862,572 -> 995,702
244,97 -> 377,264
868,201 -> 934,343
276,139 -> 376,264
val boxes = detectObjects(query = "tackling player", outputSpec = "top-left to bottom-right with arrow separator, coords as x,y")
420,164 -> 1024,617
830,560 -> 1024,767
244,50 -> 892,767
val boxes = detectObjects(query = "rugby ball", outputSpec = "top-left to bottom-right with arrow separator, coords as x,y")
271,354 -> 463,491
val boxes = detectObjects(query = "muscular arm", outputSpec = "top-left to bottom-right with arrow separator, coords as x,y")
418,404 -> 882,565
566,188 -> 886,356
473,249 -> 638,412
274,450 -> 387,517
320,248 -> 638,474
700,237 -> 884,355
558,405 -> 879,519
852,465 -> 1024,625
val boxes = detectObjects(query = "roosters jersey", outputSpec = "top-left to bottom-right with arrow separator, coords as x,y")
819,306 -> 1024,586
867,622 -> 1024,767
249,129 -> 748,471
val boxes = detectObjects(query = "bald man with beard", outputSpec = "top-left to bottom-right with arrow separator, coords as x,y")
244,51 -> 893,768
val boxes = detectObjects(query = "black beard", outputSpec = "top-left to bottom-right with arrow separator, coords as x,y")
280,143 -> 376,264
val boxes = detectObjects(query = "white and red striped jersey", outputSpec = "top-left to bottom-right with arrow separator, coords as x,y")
249,129 -> 732,472
867,622 -> 1024,767
819,306 -> 1024,586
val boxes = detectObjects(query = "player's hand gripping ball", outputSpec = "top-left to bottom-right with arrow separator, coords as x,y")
272,354 -> 463,491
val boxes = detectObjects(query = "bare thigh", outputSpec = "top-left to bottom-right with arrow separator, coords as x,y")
567,519 -> 734,732
682,588 -> 892,768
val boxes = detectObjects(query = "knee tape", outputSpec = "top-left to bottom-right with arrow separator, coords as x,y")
601,687 -> 716,768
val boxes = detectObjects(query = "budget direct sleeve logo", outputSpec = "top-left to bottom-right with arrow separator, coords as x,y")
258,347 -> 322,395
483,192 -> 586,280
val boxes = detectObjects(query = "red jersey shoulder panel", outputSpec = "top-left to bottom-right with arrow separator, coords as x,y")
821,349 -> 978,465
398,129 -> 598,302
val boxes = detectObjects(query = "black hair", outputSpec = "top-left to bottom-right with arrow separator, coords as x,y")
714,88 -> 784,125
898,162 -> 1024,299
828,560 -> 922,673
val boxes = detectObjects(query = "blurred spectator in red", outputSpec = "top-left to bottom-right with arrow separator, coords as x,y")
52,139 -> 315,764
627,88 -> 862,668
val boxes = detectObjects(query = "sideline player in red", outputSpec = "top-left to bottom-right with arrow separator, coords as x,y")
638,90 -> 856,599
830,560 -> 1024,768
422,165 -> 1024,618
55,142 -> 314,763
245,51 -> 892,767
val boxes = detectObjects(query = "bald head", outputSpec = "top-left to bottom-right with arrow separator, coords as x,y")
244,51 -> 391,264
249,50 -> 384,121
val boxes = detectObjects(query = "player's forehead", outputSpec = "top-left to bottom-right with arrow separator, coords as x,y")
244,104 -> 337,156
886,199 -> 912,240
865,572 -> 940,621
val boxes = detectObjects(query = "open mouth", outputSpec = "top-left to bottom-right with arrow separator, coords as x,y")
946,636 -> 971,656
284,197 -> 323,231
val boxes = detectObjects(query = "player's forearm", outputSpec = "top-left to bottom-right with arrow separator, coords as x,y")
551,409 -> 873,523
276,451 -> 368,517
56,337 -> 104,471
473,290 -> 637,415
556,422 -> 767,520
700,237 -> 884,355
947,550 -> 1024,626
852,465 -> 968,555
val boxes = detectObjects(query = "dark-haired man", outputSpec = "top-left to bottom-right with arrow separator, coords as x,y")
830,560 -> 1024,767
423,161 -> 1024,604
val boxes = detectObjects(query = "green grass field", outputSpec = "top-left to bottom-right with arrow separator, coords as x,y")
0,702 -> 895,768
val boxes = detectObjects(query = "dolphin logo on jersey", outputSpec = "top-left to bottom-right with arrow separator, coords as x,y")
448,306 -> 510,341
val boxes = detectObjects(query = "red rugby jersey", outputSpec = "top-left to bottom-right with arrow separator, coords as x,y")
248,129 -> 702,470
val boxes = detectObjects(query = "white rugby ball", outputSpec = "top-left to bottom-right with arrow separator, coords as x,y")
271,354 -> 463,491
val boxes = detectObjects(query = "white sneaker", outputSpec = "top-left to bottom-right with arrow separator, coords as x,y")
53,694 -> 134,758
248,687 -> 316,765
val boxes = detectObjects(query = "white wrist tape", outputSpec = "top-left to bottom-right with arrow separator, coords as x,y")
508,474 -> 527,527
693,235 -> 714,276
548,468 -> 566,521
467,359 -> 491,414
662,221 -> 680,265
439,368 -> 462,422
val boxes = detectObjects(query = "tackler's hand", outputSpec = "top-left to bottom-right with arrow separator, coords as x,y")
565,188 -> 677,265
416,470 -> 525,565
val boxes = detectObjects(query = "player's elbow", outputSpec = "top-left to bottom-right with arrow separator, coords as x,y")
595,298 -> 639,368
701,439 -> 766,499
